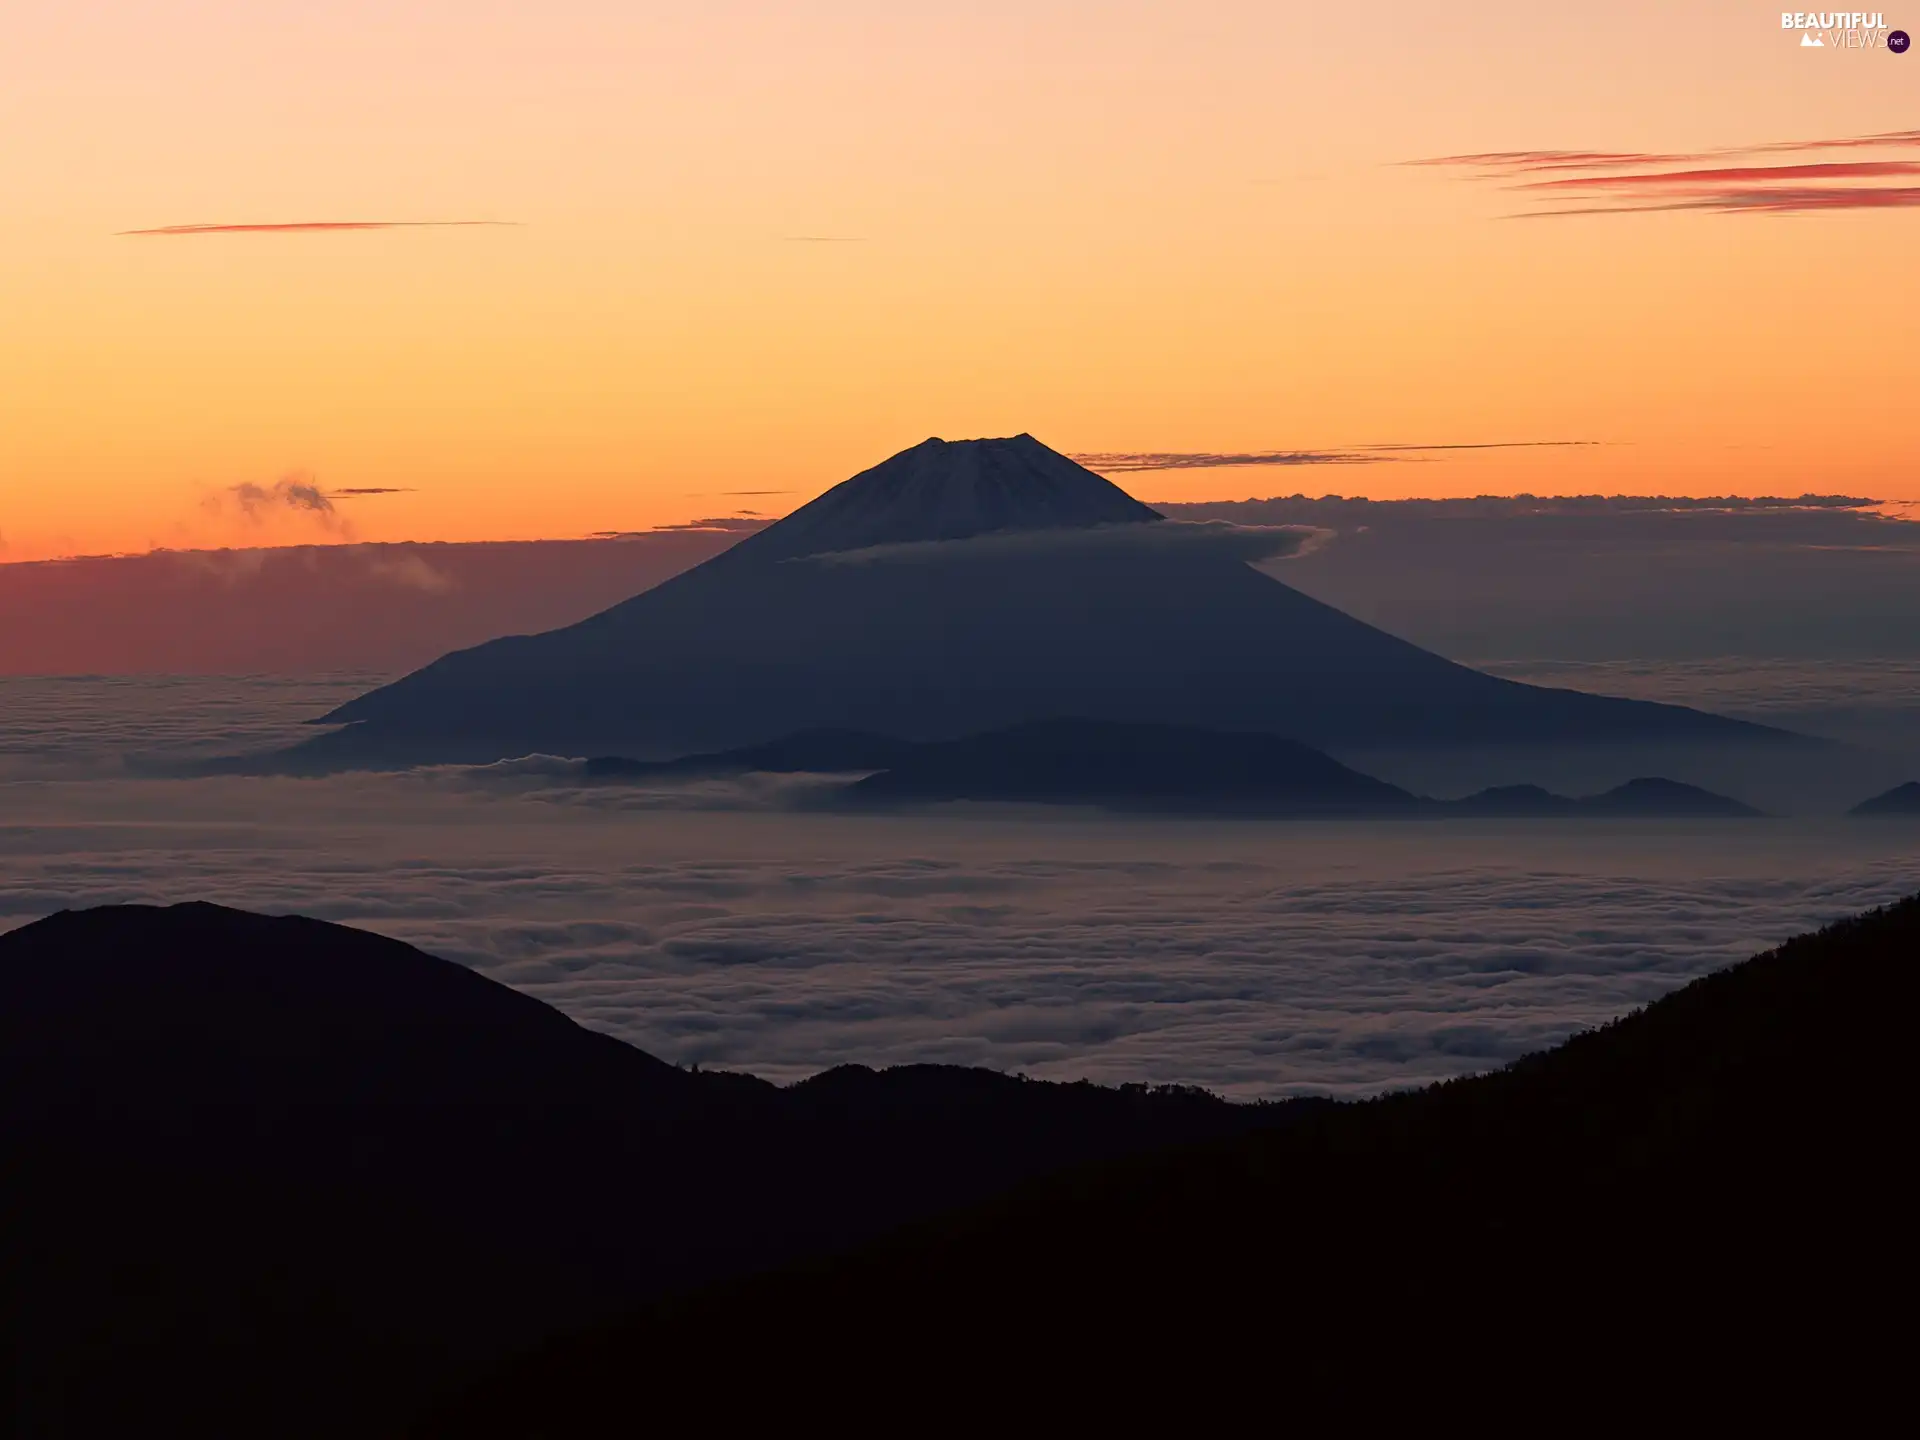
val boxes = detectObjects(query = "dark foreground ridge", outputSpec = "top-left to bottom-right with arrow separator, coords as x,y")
425,894 -> 1920,1431
256,435 -> 1805,770
0,903 -> 1291,1437
1850,779 -> 1920,815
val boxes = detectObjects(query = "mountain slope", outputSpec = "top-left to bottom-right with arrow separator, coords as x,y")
261,436 -> 1798,770
427,894 -> 1919,1429
0,902 -> 1292,1437
839,717 -> 1421,812
711,431 -> 1162,561
1451,775 -> 1762,816
1851,780 -> 1920,815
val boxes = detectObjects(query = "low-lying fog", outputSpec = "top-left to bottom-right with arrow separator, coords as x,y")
2,670 -> 1915,1098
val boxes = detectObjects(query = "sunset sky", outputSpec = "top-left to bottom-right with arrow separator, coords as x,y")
3,0 -> 1916,561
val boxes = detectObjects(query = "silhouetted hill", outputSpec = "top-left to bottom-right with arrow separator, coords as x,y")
838,718 -> 1420,813
0,903 -> 1292,1437
566,722 -> 1765,820
1451,775 -> 1762,817
1578,774 -> 1762,815
260,436 -> 1801,770
1448,780 -> 1575,814
1850,780 -> 1920,815
429,895 -> 1918,1430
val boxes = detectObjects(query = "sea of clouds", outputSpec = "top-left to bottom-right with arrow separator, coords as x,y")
2,672 -> 1917,1098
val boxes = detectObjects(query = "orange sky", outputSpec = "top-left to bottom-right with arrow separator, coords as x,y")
2,1 -> 1916,562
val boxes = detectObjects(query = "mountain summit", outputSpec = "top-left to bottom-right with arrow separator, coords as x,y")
275,434 -> 1803,770
725,434 -> 1162,562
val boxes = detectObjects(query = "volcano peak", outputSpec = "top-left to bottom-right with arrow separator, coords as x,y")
730,434 -> 1162,562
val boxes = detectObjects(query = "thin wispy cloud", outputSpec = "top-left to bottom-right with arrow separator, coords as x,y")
198,475 -> 411,540
1748,128 -> 1920,155
231,476 -> 334,519
1519,160 -> 1920,191
199,473 -> 352,540
1525,187 -> 1920,218
1414,129 -> 1920,216
1076,451 -> 1378,472
1074,441 -> 1599,473
1408,149 -> 1704,174
593,517 -> 771,538
119,221 -> 516,236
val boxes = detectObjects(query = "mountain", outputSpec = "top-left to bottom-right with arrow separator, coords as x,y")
1574,774 -> 1763,816
0,902 -> 1293,1437
1850,780 -> 1920,815
1448,780 -> 1577,814
426,894 -> 1920,1432
712,430 -> 1161,559
568,721 -> 1761,819
837,718 -> 1420,813
1451,775 -> 1762,817
259,435 -> 1799,770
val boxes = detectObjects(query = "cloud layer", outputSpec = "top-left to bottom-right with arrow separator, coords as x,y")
3,676 -> 1917,1100
799,519 -> 1329,566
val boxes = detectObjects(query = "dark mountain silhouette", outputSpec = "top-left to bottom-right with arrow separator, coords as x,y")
837,718 -> 1419,813
253,435 -> 1800,770
427,895 -> 1919,1432
565,720 -> 1763,819
714,430 -> 1162,559
1849,780 -> 1920,815
1449,780 -> 1578,814
0,903 -> 1294,1437
1575,774 -> 1764,816
1451,774 -> 1763,817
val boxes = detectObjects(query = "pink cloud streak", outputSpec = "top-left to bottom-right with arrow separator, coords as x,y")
1413,130 -> 1920,218
119,221 -> 515,236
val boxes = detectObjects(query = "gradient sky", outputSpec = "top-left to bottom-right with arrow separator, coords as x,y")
3,1 -> 1916,561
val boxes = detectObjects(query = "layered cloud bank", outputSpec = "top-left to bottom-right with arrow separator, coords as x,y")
5,495 -> 1914,677
0,532 -> 741,674
3,676 -> 1918,1098
2,766 -> 1911,1099
801,520 -> 1328,567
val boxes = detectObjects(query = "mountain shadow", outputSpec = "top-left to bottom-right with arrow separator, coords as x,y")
0,903 -> 1297,1437
251,435 -> 1806,771
1849,780 -> 1920,815
423,894 -> 1919,1430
